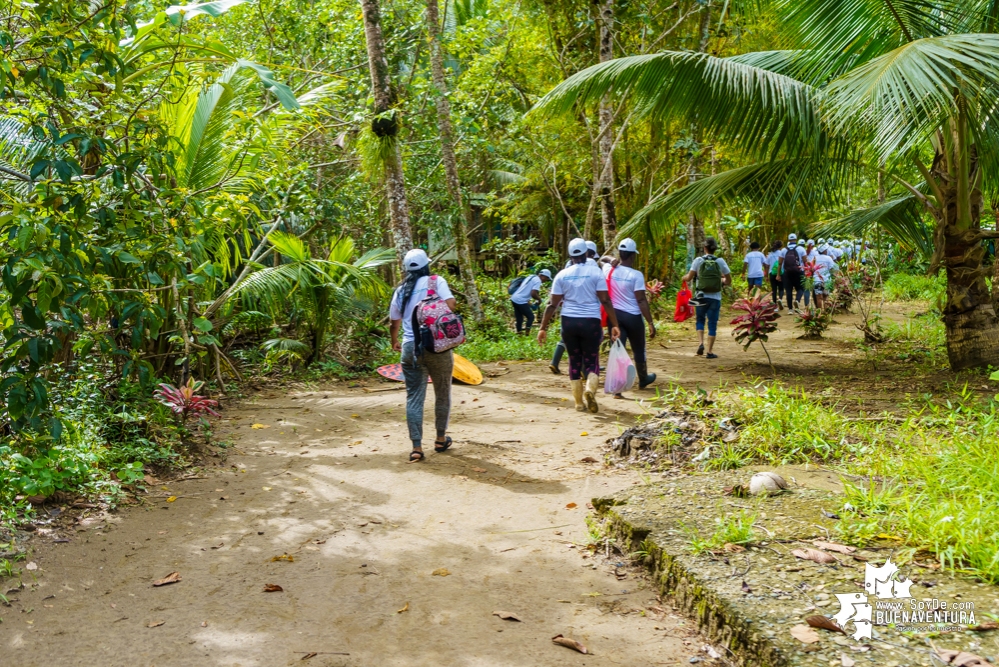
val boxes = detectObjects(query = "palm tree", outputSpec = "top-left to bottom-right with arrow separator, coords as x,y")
229,233 -> 394,364
533,0 -> 999,371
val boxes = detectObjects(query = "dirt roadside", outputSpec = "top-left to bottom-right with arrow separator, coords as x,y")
1,359 -> 709,667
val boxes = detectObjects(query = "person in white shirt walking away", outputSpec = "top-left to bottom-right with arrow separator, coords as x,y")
813,245 -> 839,310
509,269 -> 552,335
743,241 -> 767,297
604,238 -> 657,397
538,238 -> 620,413
389,249 -> 458,463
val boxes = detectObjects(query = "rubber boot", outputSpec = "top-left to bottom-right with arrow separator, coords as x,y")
637,360 -> 657,389
584,373 -> 599,413
549,341 -> 565,375
570,379 -> 585,411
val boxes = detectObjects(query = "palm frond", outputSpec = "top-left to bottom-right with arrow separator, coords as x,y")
811,195 -> 934,256
531,52 -> 826,161
825,34 -> 999,162
619,157 -> 863,241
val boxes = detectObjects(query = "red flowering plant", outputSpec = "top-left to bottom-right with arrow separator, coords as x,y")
802,260 -> 820,292
154,378 -> 220,424
730,291 -> 780,370
795,307 -> 831,338
645,279 -> 665,301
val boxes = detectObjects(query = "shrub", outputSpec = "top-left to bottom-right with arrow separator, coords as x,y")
795,307 -> 831,338
883,272 -> 946,302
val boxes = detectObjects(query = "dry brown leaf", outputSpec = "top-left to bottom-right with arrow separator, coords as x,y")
263,583 -> 283,592
722,543 -> 746,553
741,581 -> 753,594
250,423 -> 270,429
492,611 -> 522,622
432,568 -> 451,577
552,634 -> 589,654
201,621 -> 208,627
841,654 -> 855,667
972,621 -> 999,632
301,653 -> 318,661
790,624 -> 821,644
580,456 -> 599,463
270,553 -> 294,562
397,602 -> 409,613
806,615 -> 846,634
812,540 -> 857,554
471,467 -> 487,473
792,548 -> 837,564
565,502 -> 578,509
934,649 -> 993,666
147,620 -> 165,628
152,571 -> 181,587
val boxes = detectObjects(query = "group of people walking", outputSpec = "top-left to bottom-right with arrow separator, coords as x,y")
388,233 -> 858,463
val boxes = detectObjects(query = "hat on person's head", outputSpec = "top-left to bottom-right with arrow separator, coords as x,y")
817,238 -> 826,245
618,238 -> 639,254
403,248 -> 430,270
568,238 -> 587,257
819,244 -> 829,253
539,269 -> 553,280
585,240 -> 598,254
788,233 -> 798,241
806,239 -> 815,246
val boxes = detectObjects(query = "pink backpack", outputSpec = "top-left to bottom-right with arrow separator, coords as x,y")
412,275 -> 465,354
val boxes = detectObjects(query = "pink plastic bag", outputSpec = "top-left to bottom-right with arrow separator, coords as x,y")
604,340 -> 636,394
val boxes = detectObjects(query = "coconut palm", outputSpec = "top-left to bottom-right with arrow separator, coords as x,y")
532,0 -> 999,370
229,233 -> 394,364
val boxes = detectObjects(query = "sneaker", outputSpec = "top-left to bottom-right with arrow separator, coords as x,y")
706,353 -> 718,359
696,344 -> 704,356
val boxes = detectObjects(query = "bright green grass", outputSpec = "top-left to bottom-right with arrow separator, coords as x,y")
883,272 -> 946,302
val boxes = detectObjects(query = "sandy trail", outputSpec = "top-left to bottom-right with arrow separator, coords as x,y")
1,360 -> 703,667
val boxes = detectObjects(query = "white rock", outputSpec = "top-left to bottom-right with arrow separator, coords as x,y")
749,471 -> 788,496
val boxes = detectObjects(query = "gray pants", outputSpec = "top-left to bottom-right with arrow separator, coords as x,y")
401,341 -> 453,446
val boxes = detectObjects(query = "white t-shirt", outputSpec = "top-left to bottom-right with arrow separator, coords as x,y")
389,275 -> 455,344
551,262 -> 606,319
690,255 -> 731,301
603,264 -> 645,316
829,247 -> 843,260
510,275 -> 541,305
765,250 -> 781,274
564,257 -> 597,269
804,249 -> 818,264
815,255 -> 838,282
743,251 -> 767,279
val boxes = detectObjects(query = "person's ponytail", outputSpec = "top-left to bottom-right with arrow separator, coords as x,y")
398,265 -> 431,311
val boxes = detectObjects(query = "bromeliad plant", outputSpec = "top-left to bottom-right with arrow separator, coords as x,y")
154,378 -> 220,424
731,291 -> 780,370
796,308 -> 832,339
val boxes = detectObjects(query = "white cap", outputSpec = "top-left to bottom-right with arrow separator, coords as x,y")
806,239 -> 815,246
817,238 -> 826,244
568,237 -> 587,257
539,269 -> 552,280
618,238 -> 639,254
585,240 -> 598,254
403,248 -> 430,270
819,244 -> 828,253
788,233 -> 797,241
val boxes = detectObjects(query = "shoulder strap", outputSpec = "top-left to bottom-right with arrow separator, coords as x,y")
427,275 -> 438,297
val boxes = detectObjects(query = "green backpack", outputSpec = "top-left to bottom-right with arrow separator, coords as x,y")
697,255 -> 723,293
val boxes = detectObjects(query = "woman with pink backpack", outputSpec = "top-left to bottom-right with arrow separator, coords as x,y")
389,249 -> 461,463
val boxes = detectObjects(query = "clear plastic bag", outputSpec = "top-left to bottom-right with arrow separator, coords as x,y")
604,340 -> 636,394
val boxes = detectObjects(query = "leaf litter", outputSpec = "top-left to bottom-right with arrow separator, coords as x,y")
552,634 -> 589,654
152,571 -> 181,587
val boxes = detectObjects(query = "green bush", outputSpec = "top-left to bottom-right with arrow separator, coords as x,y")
883,271 -> 946,302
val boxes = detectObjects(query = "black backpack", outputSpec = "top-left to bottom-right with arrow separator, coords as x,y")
507,276 -> 526,295
784,245 -> 803,273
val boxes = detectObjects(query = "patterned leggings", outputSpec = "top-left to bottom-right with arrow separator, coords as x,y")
561,316 -> 603,381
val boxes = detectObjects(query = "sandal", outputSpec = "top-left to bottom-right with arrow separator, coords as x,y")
408,449 -> 425,463
434,436 -> 453,453
696,344 -> 704,356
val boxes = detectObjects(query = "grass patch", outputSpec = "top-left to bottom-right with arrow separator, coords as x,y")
883,271 -> 945,302
687,511 -> 758,554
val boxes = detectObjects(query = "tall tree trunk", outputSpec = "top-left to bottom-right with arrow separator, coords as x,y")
425,0 -> 483,321
596,0 -> 617,251
360,0 -> 413,261
686,5 -> 711,263
933,144 -> 999,370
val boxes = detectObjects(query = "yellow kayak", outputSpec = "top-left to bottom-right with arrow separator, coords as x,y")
376,353 -> 483,385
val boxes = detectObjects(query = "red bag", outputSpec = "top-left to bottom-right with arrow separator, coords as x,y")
674,280 -> 694,322
601,267 -> 615,327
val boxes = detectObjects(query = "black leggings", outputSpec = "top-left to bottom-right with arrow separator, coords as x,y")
561,316 -> 603,381
769,274 -> 783,304
784,271 -> 804,309
511,301 -> 534,333
614,310 -> 646,363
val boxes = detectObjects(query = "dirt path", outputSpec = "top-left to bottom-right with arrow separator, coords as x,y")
2,362 -> 709,667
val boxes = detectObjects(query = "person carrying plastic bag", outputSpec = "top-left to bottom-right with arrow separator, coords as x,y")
604,340 -> 636,395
